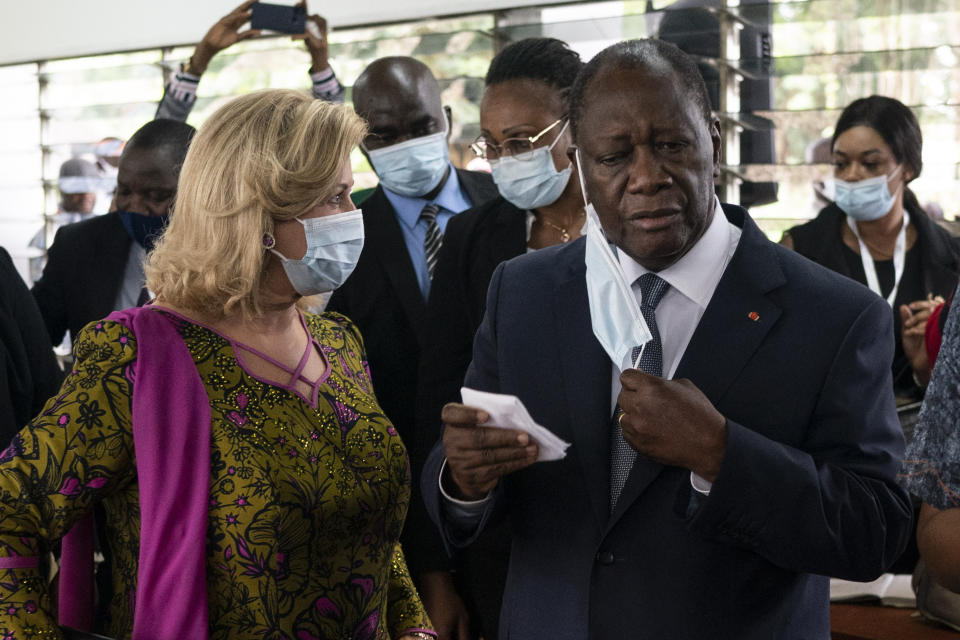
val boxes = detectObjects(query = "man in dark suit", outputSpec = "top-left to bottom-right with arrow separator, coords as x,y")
0,246 -> 62,446
423,39 -> 913,639
326,56 -> 498,638
32,119 -> 195,346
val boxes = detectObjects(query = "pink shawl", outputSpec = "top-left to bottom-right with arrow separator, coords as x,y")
59,306 -> 210,638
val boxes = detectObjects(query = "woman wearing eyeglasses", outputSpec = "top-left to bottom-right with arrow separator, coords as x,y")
411,37 -> 584,640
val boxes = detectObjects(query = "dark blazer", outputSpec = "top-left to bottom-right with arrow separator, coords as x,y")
0,247 -> 62,445
31,212 -> 132,345
415,196 -> 527,471
415,196 -> 526,638
423,204 -> 913,640
326,168 -> 497,575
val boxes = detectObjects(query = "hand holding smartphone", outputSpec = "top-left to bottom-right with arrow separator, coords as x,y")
250,2 -> 307,34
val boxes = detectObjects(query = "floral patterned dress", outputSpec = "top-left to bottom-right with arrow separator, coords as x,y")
0,308 -> 433,640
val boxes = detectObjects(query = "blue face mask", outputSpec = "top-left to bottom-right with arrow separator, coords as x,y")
574,149 -> 652,370
490,121 -> 572,211
583,205 -> 652,370
117,211 -> 168,252
834,165 -> 902,221
270,209 -> 365,296
365,119 -> 450,198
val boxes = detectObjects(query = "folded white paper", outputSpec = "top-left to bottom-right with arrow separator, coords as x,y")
829,574 -> 915,608
460,387 -> 570,461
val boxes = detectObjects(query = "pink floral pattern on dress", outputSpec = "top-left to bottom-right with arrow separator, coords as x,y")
0,312 -> 432,639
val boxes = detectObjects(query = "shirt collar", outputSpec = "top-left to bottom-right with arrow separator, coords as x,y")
383,164 -> 463,231
618,197 -> 734,309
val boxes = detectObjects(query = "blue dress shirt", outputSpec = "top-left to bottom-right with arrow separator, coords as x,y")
381,165 -> 473,299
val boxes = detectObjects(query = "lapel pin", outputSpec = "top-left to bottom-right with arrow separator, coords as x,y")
748,311 -> 760,322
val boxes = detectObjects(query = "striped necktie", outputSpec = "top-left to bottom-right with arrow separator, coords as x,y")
421,203 -> 443,280
609,272 -> 670,510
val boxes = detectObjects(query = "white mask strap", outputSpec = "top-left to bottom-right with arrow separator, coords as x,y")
575,148 -> 590,209
547,120 -> 571,151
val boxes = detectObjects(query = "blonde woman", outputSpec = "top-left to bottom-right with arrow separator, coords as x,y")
0,90 -> 435,640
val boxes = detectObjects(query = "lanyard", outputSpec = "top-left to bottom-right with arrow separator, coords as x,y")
845,211 -> 910,307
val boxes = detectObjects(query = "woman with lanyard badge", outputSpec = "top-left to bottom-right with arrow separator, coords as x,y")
782,96 -> 960,408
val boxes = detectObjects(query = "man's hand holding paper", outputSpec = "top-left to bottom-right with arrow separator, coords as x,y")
441,403 -> 539,501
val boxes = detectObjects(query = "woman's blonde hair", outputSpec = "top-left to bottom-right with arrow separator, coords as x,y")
146,89 -> 366,319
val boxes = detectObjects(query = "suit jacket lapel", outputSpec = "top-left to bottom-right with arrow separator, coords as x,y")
364,187 -> 427,333
608,206 -> 785,528
555,250 -> 612,531
456,168 -> 498,207
674,208 -> 785,401
489,199 -> 528,273
94,213 -> 133,319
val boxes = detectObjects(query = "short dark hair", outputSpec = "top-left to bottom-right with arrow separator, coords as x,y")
832,95 -> 922,181
485,38 -> 584,105
125,118 -> 196,175
569,39 -> 713,140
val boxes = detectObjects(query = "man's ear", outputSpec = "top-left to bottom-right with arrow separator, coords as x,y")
443,105 -> 453,141
566,144 -> 578,164
711,119 -> 722,179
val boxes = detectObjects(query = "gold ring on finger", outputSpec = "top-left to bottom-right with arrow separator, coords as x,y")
617,411 -> 627,428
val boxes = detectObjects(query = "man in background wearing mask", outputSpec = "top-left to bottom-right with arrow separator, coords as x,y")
32,119 -> 196,347
93,137 -> 125,214
54,158 -> 100,226
326,56 -> 498,640
28,157 -> 102,284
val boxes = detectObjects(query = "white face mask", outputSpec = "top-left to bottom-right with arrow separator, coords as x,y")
365,117 -> 450,198
834,165 -> 902,221
489,121 -> 572,211
270,209 -> 365,296
575,149 -> 652,370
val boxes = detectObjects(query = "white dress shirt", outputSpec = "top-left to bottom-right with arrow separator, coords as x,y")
114,241 -> 147,310
613,197 -> 740,402
614,197 -> 741,493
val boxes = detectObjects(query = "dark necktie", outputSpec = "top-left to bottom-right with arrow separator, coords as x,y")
609,272 -> 670,509
421,203 -> 443,280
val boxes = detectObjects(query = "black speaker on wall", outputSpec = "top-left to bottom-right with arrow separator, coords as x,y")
656,0 -> 778,208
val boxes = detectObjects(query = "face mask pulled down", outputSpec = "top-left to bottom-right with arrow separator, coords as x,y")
271,209 -> 365,297
366,119 -> 450,198
575,149 -> 652,370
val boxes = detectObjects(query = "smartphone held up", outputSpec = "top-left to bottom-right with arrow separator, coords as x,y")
250,2 -> 307,34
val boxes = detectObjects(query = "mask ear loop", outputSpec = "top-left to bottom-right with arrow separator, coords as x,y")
574,148 -> 590,210
547,120 -> 571,152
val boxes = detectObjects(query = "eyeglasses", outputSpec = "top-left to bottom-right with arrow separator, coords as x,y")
471,118 -> 566,161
